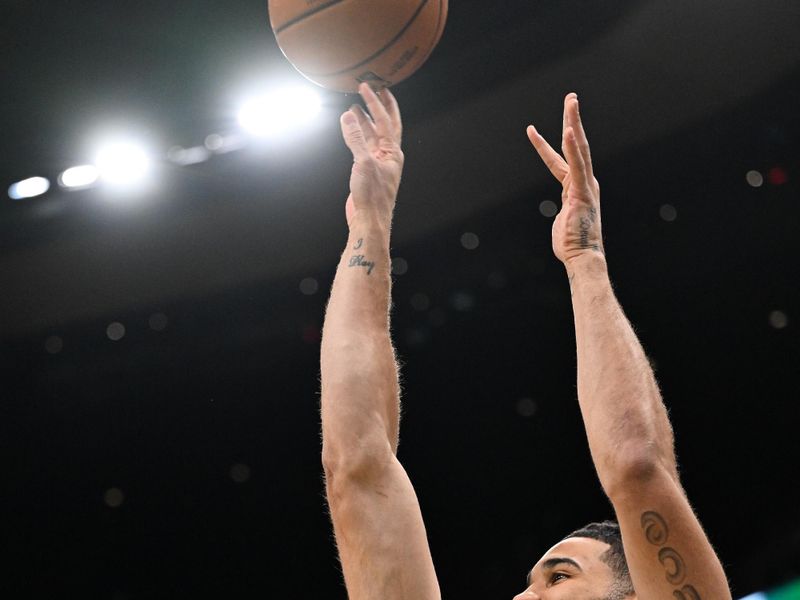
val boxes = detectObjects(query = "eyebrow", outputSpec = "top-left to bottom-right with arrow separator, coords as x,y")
527,557 -> 583,585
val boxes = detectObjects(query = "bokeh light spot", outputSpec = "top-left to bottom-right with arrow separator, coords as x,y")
44,335 -> 64,355
769,310 -> 788,330
410,292 -> 431,311
460,232 -> 480,250
300,277 -> 319,295
148,313 -> 168,331
106,322 -> 126,341
659,204 -> 677,222
516,397 -> 538,418
104,487 -> 125,508
745,170 -> 764,188
392,257 -> 409,275
539,200 -> 559,218
230,463 -> 251,484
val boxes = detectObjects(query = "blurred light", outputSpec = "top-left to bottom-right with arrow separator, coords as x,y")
95,142 -> 151,186
104,487 -> 125,508
539,199 -> 559,217
659,204 -> 678,222
59,165 -> 100,189
230,463 -> 251,483
237,87 -> 322,137
300,277 -> 319,295
487,271 -> 507,289
410,292 -> 431,311
516,397 -> 538,418
44,335 -> 64,355
460,232 -> 480,250
8,176 -> 50,200
769,310 -> 788,330
167,145 -> 210,166
392,257 -> 408,275
746,170 -> 764,188
106,322 -> 126,341
451,291 -> 476,312
405,327 -> 430,347
738,594 -> 767,600
204,134 -> 224,151
148,312 -> 168,331
767,166 -> 788,186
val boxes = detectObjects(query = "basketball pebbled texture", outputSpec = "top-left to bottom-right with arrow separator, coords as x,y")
269,0 -> 448,93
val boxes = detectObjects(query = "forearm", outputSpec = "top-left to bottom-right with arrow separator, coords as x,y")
568,252 -> 678,497
320,212 -> 400,472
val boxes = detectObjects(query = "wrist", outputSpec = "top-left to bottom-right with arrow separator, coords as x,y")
565,251 -> 609,282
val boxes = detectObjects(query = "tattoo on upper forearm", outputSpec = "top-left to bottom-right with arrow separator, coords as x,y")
348,254 -> 375,275
578,207 -> 601,251
353,238 -> 363,250
640,511 -> 702,599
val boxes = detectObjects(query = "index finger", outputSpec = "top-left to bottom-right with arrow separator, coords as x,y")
359,83 -> 394,141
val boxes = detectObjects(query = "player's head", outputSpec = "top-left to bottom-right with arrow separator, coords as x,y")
513,520 -> 635,600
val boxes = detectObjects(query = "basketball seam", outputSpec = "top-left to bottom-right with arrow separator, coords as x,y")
303,0 -> 430,77
273,0 -> 349,34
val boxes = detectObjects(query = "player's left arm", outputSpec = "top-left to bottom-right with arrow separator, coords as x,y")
527,95 -> 731,599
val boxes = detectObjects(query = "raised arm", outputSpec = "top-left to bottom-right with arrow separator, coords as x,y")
527,95 -> 731,599
320,83 -> 440,600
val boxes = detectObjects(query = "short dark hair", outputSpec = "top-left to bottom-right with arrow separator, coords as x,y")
562,520 -> 634,597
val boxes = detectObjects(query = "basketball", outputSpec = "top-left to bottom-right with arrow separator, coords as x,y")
268,0 -> 448,93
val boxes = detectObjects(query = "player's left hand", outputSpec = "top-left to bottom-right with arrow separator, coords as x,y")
340,83 -> 404,229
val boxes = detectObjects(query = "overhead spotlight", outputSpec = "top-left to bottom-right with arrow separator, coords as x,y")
8,176 -> 50,200
95,141 -> 151,186
59,165 -> 100,189
237,86 -> 322,137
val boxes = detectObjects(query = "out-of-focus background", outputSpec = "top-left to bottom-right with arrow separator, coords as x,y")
3,1 -> 799,597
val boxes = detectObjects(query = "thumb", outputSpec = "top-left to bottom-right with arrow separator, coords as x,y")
340,110 -> 371,163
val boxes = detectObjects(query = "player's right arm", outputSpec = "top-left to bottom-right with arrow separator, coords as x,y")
526,95 -> 731,598
320,83 -> 440,600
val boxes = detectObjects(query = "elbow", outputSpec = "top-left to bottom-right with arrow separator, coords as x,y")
321,435 -> 395,486
601,444 -> 679,501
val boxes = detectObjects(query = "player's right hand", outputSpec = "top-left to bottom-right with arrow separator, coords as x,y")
340,83 -> 404,230
526,93 -> 605,267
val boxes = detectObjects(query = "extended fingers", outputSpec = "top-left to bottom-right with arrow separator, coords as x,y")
340,110 -> 371,163
563,126 -> 591,192
527,125 -> 568,182
359,83 -> 396,143
565,94 -> 593,179
350,104 -> 377,146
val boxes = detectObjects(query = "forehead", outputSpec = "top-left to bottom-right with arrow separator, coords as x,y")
530,537 -> 611,576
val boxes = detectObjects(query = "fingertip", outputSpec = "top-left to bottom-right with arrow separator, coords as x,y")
341,110 -> 357,126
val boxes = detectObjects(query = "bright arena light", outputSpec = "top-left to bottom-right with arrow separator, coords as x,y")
59,165 -> 100,189
95,142 -> 151,186
237,87 -> 322,137
8,176 -> 50,200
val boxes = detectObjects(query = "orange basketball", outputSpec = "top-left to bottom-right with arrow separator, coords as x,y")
268,0 -> 448,93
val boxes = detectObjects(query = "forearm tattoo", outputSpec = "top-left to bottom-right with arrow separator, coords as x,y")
641,511 -> 702,599
578,207 -> 601,251
348,254 -> 375,275
353,238 -> 363,250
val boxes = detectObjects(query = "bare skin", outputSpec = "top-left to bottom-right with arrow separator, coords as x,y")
319,88 -> 731,600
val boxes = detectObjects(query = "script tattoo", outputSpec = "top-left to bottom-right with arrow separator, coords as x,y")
353,238 -> 363,250
641,511 -> 702,598
348,254 -> 375,275
578,206 -> 600,251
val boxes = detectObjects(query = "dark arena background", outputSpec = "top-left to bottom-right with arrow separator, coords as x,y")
3,1 -> 799,598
